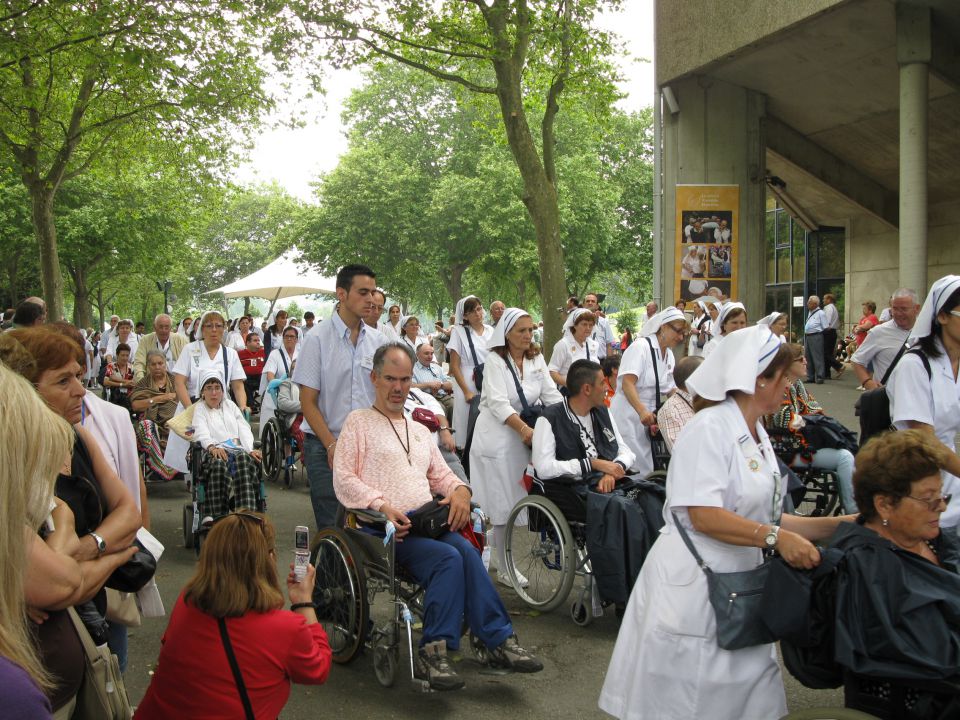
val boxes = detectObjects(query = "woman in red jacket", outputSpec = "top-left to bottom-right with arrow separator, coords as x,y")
135,512 -> 331,719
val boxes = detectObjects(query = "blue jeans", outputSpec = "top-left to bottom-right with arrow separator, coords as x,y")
793,447 -> 856,514
107,621 -> 128,673
303,434 -> 340,530
394,531 -> 512,651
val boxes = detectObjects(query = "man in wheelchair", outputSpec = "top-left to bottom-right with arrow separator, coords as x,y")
333,343 -> 543,691
531,359 -> 665,609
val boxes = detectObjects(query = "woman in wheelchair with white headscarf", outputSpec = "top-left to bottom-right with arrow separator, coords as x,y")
192,369 -> 262,524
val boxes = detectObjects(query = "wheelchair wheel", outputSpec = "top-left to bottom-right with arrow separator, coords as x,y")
182,503 -> 194,549
260,417 -> 283,484
311,528 -> 369,664
570,599 -> 593,627
504,495 -> 577,612
794,470 -> 841,517
373,643 -> 399,688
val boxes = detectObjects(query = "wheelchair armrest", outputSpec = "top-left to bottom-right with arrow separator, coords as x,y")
347,507 -> 389,525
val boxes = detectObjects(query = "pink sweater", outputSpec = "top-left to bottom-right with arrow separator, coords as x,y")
333,409 -> 464,512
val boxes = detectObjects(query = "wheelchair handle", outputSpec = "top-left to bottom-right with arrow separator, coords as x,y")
347,507 -> 389,525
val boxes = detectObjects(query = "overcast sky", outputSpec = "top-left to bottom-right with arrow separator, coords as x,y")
233,1 -> 655,201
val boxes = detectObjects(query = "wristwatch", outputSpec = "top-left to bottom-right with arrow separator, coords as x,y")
88,532 -> 107,556
763,525 -> 780,549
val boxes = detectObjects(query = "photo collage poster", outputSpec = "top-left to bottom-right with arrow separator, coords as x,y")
674,184 -> 739,302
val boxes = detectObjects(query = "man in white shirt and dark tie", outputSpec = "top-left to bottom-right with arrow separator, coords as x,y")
412,342 -> 455,424
803,295 -> 827,384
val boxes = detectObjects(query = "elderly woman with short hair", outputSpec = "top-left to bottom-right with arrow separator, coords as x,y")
131,349 -> 180,481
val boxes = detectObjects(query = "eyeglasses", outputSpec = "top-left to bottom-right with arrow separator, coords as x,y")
213,511 -> 265,529
904,493 -> 952,511
203,323 -> 225,330
950,310 -> 960,318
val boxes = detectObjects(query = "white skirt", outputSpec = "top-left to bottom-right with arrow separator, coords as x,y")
468,410 -> 530,525
452,373 -> 478,448
598,531 -> 786,720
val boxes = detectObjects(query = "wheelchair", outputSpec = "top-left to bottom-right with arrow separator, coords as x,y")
310,504 -> 488,690
502,475 -> 598,625
769,429 -> 842,517
182,441 -> 267,554
259,407 -> 303,487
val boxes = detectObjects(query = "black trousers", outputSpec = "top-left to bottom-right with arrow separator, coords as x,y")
823,328 -> 844,373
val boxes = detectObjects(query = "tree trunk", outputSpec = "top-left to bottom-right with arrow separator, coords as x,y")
440,263 -> 466,308
491,66 -> 567,349
1,250 -> 21,308
68,264 -> 94,330
30,187 -> 66,321
243,297 -> 251,316
516,277 -> 527,309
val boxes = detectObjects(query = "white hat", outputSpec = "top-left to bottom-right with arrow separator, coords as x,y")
198,368 -> 224,393
488,308 -> 529,349
686,325 -> 785,402
562,307 -> 593,333
640,307 -> 686,338
757,311 -> 783,327
455,295 -> 479,325
715,302 -> 746,335
911,274 -> 960,343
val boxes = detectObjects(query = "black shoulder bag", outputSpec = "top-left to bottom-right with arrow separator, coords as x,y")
505,356 -> 543,428
218,617 -> 255,720
648,338 -> 670,470
673,512 -> 776,651
463,325 -> 484,393
856,345 -> 930,447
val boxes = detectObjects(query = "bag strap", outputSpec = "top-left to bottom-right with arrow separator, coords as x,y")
463,325 -> 480,367
879,342 -> 910,385
670,512 -> 711,575
279,349 -> 289,377
505,357 -> 532,414
905,347 -> 933,380
218,617 -> 255,720
648,338 -> 662,410
66,606 -> 100,662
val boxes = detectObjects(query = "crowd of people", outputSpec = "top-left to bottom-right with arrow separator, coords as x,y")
1,269 -> 959,718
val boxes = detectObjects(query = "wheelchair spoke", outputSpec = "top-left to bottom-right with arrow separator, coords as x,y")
504,496 -> 577,612
311,531 -> 368,663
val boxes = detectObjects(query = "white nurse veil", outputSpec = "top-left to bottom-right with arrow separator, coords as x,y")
686,325 -> 785,401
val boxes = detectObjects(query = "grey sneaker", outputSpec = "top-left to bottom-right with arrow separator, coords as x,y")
488,634 -> 543,673
415,640 -> 465,691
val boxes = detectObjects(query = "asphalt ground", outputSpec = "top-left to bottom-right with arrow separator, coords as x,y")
125,367 -> 867,718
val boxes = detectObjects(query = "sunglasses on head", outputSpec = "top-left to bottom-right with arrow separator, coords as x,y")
213,511 -> 265,529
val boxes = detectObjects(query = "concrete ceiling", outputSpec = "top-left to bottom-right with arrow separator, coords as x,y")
692,0 -> 960,223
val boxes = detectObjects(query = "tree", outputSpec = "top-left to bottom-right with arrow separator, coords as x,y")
288,0 -> 623,347
0,0 -> 277,320
0,162 -> 40,307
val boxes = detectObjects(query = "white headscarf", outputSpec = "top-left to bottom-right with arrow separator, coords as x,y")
198,367 -> 224,397
194,310 -> 225,342
686,325 -> 785,402
640,307 -> 686,338
563,307 -> 593,334
715,301 -> 746,336
757,311 -> 783,327
488,308 -> 528,349
455,295 -> 479,325
911,274 -> 960,343
400,315 -> 420,336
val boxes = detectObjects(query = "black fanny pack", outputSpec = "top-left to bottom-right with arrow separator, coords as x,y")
407,499 -> 449,538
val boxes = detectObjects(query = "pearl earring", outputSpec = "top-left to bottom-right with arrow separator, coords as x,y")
882,518 -> 889,527
758,382 -> 766,388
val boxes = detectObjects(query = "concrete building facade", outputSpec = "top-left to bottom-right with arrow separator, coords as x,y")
653,0 -> 960,333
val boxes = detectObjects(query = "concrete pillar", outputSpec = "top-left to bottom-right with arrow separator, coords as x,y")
897,4 -> 931,294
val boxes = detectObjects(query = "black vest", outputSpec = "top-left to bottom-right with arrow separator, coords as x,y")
542,400 -> 620,478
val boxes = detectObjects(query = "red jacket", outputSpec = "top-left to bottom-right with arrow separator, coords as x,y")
135,594 -> 330,719
237,348 -> 266,377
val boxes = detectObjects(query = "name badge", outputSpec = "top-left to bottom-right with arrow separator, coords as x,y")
737,433 -> 763,472
602,426 -> 616,443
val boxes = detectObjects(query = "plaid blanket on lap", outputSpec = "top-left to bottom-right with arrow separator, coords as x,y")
200,450 -> 260,518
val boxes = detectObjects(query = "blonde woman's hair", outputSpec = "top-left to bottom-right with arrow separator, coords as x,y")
0,362 -> 75,690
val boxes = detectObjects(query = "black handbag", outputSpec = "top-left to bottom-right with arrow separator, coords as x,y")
505,355 -> 544,428
673,512 -> 776,651
463,325 -> 484,393
105,538 -> 158,593
407,498 -> 450,538
855,345 -> 930,447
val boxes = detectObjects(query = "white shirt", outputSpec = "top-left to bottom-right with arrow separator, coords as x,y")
590,315 -> 615,359
193,399 -> 255,452
850,319 -> 911,383
548,335 -> 601,377
260,345 -> 298,395
173,341 -> 246,399
888,338 -> 960,527
478,352 -> 563,425
531,403 -> 634,479
822,303 -> 840,331
804,308 -> 827,334
399,333 -> 427,355
226,330 -> 250,352
106,333 -> 138,361
446,324 -> 494,372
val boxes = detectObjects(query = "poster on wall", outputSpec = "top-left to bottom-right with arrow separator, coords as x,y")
675,184 -> 739,303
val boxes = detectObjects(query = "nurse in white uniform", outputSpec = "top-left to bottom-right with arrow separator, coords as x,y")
258,324 -> 300,430
888,274 -> 960,529
547,308 -> 601,388
446,295 -> 494,447
469,308 -> 563,584
610,307 -> 687,477
702,301 -> 747,359
599,325 -> 849,720
163,310 -> 248,473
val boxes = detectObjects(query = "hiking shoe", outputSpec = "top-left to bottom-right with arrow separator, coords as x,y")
488,634 -> 543,673
415,640 -> 464,691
